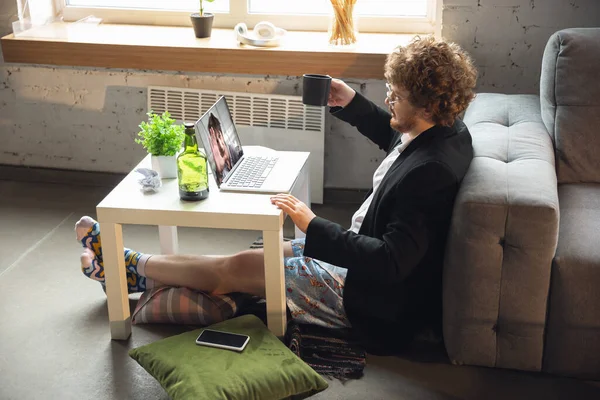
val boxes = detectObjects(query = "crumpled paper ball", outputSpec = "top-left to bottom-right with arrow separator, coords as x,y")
135,168 -> 162,193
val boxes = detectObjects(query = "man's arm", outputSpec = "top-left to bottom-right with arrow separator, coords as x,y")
330,92 -> 398,152
303,162 -> 457,285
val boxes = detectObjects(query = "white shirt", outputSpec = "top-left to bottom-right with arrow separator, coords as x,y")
349,134 -> 413,233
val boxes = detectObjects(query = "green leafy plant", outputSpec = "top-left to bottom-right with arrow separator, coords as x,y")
135,111 -> 185,156
200,0 -> 216,16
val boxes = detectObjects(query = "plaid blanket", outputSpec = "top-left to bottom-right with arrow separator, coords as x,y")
285,322 -> 366,380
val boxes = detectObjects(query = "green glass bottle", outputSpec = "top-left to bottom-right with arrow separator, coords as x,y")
177,122 -> 209,201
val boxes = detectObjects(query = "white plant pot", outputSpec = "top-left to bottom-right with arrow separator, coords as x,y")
151,155 -> 178,179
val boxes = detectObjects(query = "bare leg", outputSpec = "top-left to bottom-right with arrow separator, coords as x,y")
144,242 -> 294,298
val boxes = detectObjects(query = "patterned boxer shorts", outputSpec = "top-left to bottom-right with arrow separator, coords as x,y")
284,238 -> 351,329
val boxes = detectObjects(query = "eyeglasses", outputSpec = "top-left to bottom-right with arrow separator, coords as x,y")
385,82 -> 400,106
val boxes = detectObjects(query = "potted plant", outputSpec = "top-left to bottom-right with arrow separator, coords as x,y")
191,0 -> 216,38
135,111 -> 185,179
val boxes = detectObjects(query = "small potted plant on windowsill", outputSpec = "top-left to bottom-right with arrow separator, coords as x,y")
135,111 -> 185,179
191,0 -> 216,38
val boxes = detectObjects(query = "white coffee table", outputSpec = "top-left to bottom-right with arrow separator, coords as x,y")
97,146 -> 310,340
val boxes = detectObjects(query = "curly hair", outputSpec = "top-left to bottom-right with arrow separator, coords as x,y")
384,36 -> 477,127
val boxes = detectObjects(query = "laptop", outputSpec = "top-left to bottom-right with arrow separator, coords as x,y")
194,96 -> 297,194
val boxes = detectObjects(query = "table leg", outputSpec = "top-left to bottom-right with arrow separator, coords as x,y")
101,222 -> 131,340
293,162 -> 311,239
158,225 -> 178,254
262,227 -> 286,338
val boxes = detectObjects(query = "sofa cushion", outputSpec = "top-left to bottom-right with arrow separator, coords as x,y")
544,184 -> 600,378
540,28 -> 600,183
443,93 -> 559,372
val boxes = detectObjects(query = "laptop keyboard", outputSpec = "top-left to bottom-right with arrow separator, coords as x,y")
227,156 -> 279,188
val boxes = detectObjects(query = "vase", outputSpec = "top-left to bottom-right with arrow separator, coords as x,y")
190,13 -> 214,38
328,1 -> 359,47
151,155 -> 178,179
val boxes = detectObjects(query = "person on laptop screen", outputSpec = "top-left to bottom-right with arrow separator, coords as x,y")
206,111 -> 244,186
207,113 -> 233,185
76,36 -> 477,355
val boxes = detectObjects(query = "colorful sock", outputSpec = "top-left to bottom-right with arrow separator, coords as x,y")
80,248 -> 150,293
76,216 -> 154,292
76,216 -> 103,261
81,248 -> 105,284
124,249 -> 154,289
124,248 -> 145,276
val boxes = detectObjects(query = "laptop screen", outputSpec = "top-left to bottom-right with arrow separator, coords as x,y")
195,96 -> 244,187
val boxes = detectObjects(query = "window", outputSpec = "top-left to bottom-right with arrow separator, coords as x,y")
248,0 -> 427,16
65,0 -> 230,13
60,0 -> 438,34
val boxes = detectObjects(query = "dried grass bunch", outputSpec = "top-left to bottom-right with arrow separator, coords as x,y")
329,0 -> 358,46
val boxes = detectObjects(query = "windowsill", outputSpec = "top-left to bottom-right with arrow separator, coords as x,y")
1,22 -> 417,79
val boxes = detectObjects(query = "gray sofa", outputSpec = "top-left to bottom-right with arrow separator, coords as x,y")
443,27 -> 600,379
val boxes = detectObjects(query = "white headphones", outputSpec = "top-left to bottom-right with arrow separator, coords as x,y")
234,21 -> 287,47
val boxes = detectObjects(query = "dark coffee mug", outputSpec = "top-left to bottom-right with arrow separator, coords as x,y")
302,74 -> 332,106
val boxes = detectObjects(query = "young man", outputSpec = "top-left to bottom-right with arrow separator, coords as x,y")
77,36 -> 477,354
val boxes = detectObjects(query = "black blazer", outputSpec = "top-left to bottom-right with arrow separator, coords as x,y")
304,92 -> 473,354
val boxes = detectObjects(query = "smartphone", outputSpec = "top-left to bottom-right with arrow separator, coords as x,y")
195,329 -> 250,352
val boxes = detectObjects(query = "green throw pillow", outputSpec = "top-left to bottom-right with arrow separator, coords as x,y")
129,314 -> 329,400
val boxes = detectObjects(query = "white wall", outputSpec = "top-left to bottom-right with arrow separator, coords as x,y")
1,1 -> 598,189
443,0 -> 599,93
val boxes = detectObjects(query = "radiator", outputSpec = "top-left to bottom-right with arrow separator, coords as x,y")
147,86 -> 325,204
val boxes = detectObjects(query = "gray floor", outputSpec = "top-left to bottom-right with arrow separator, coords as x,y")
1,177 -> 600,400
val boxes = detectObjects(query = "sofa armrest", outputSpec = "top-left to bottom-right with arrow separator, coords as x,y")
443,93 -> 559,372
